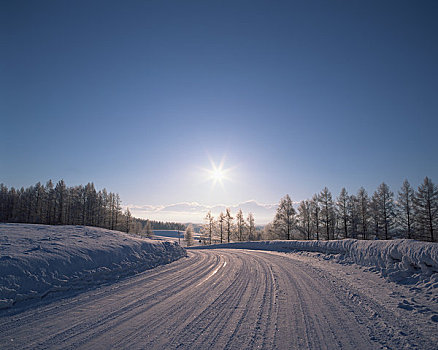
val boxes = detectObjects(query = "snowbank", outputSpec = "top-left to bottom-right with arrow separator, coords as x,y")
0,224 -> 186,309
191,239 -> 438,284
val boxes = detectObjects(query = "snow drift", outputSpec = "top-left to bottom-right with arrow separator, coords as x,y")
191,239 -> 438,284
0,223 -> 186,309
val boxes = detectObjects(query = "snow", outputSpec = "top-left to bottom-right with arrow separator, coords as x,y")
153,230 -> 203,247
191,239 -> 438,291
153,229 -> 183,239
0,223 -> 186,309
1,231 -> 437,349
1,247 -> 437,349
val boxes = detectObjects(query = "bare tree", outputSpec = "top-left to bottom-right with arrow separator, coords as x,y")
145,220 -> 154,238
356,187 -> 370,239
0,180 -> 135,234
263,222 -> 276,240
205,210 -> 214,245
273,194 -> 296,240
348,195 -> 359,239
55,180 -> 66,224
125,208 -> 131,233
297,200 -> 312,240
247,212 -> 256,240
370,191 -> 380,238
414,177 -> 438,242
217,212 -> 225,243
336,188 -> 349,238
46,180 -> 54,225
0,184 -> 8,222
114,194 -> 121,230
310,194 -> 320,240
225,208 -> 233,243
397,180 -> 415,239
319,187 -> 334,240
185,224 -> 194,247
374,183 -> 395,240
236,209 -> 245,241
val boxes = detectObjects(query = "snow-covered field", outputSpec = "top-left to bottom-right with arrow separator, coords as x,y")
0,223 -> 186,309
153,229 -> 203,246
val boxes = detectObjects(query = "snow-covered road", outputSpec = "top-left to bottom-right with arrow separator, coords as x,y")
1,249 -> 437,349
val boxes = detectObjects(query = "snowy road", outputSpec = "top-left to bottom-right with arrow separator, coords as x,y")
1,249 -> 437,349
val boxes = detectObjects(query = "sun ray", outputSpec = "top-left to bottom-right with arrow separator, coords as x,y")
202,157 -> 232,188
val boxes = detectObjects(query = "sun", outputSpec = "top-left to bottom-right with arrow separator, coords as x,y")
211,167 -> 225,182
210,166 -> 225,182
203,157 -> 232,187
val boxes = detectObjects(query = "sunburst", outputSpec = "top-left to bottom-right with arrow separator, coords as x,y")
204,157 -> 232,187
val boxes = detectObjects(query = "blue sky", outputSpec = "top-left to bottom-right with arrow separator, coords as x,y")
1,1 -> 437,222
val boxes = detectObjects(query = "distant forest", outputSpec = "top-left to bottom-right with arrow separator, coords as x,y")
195,177 -> 437,245
269,177 -> 437,242
0,180 -> 185,234
2,177 -> 436,243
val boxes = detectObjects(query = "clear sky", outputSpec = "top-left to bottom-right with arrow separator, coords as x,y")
1,0 -> 437,223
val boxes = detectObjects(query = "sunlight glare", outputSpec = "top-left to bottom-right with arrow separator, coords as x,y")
211,167 -> 225,182
203,157 -> 232,187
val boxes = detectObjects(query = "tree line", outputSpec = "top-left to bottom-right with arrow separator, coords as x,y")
198,209 -> 260,245
269,177 -> 437,242
3,177 -> 435,243
0,180 -> 184,235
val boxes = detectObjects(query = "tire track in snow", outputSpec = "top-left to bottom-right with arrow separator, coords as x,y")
118,253 -> 235,349
0,251 -> 212,349
55,252 -> 222,349
250,250 -> 437,350
166,252 -> 250,349
0,251 -> 203,327
1,248 -> 436,350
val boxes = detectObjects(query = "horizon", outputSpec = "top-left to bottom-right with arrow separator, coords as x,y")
2,1 -> 437,225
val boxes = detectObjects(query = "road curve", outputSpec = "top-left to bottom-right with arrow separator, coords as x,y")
0,249 -> 434,349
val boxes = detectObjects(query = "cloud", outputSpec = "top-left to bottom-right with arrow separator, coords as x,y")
128,200 -> 278,224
